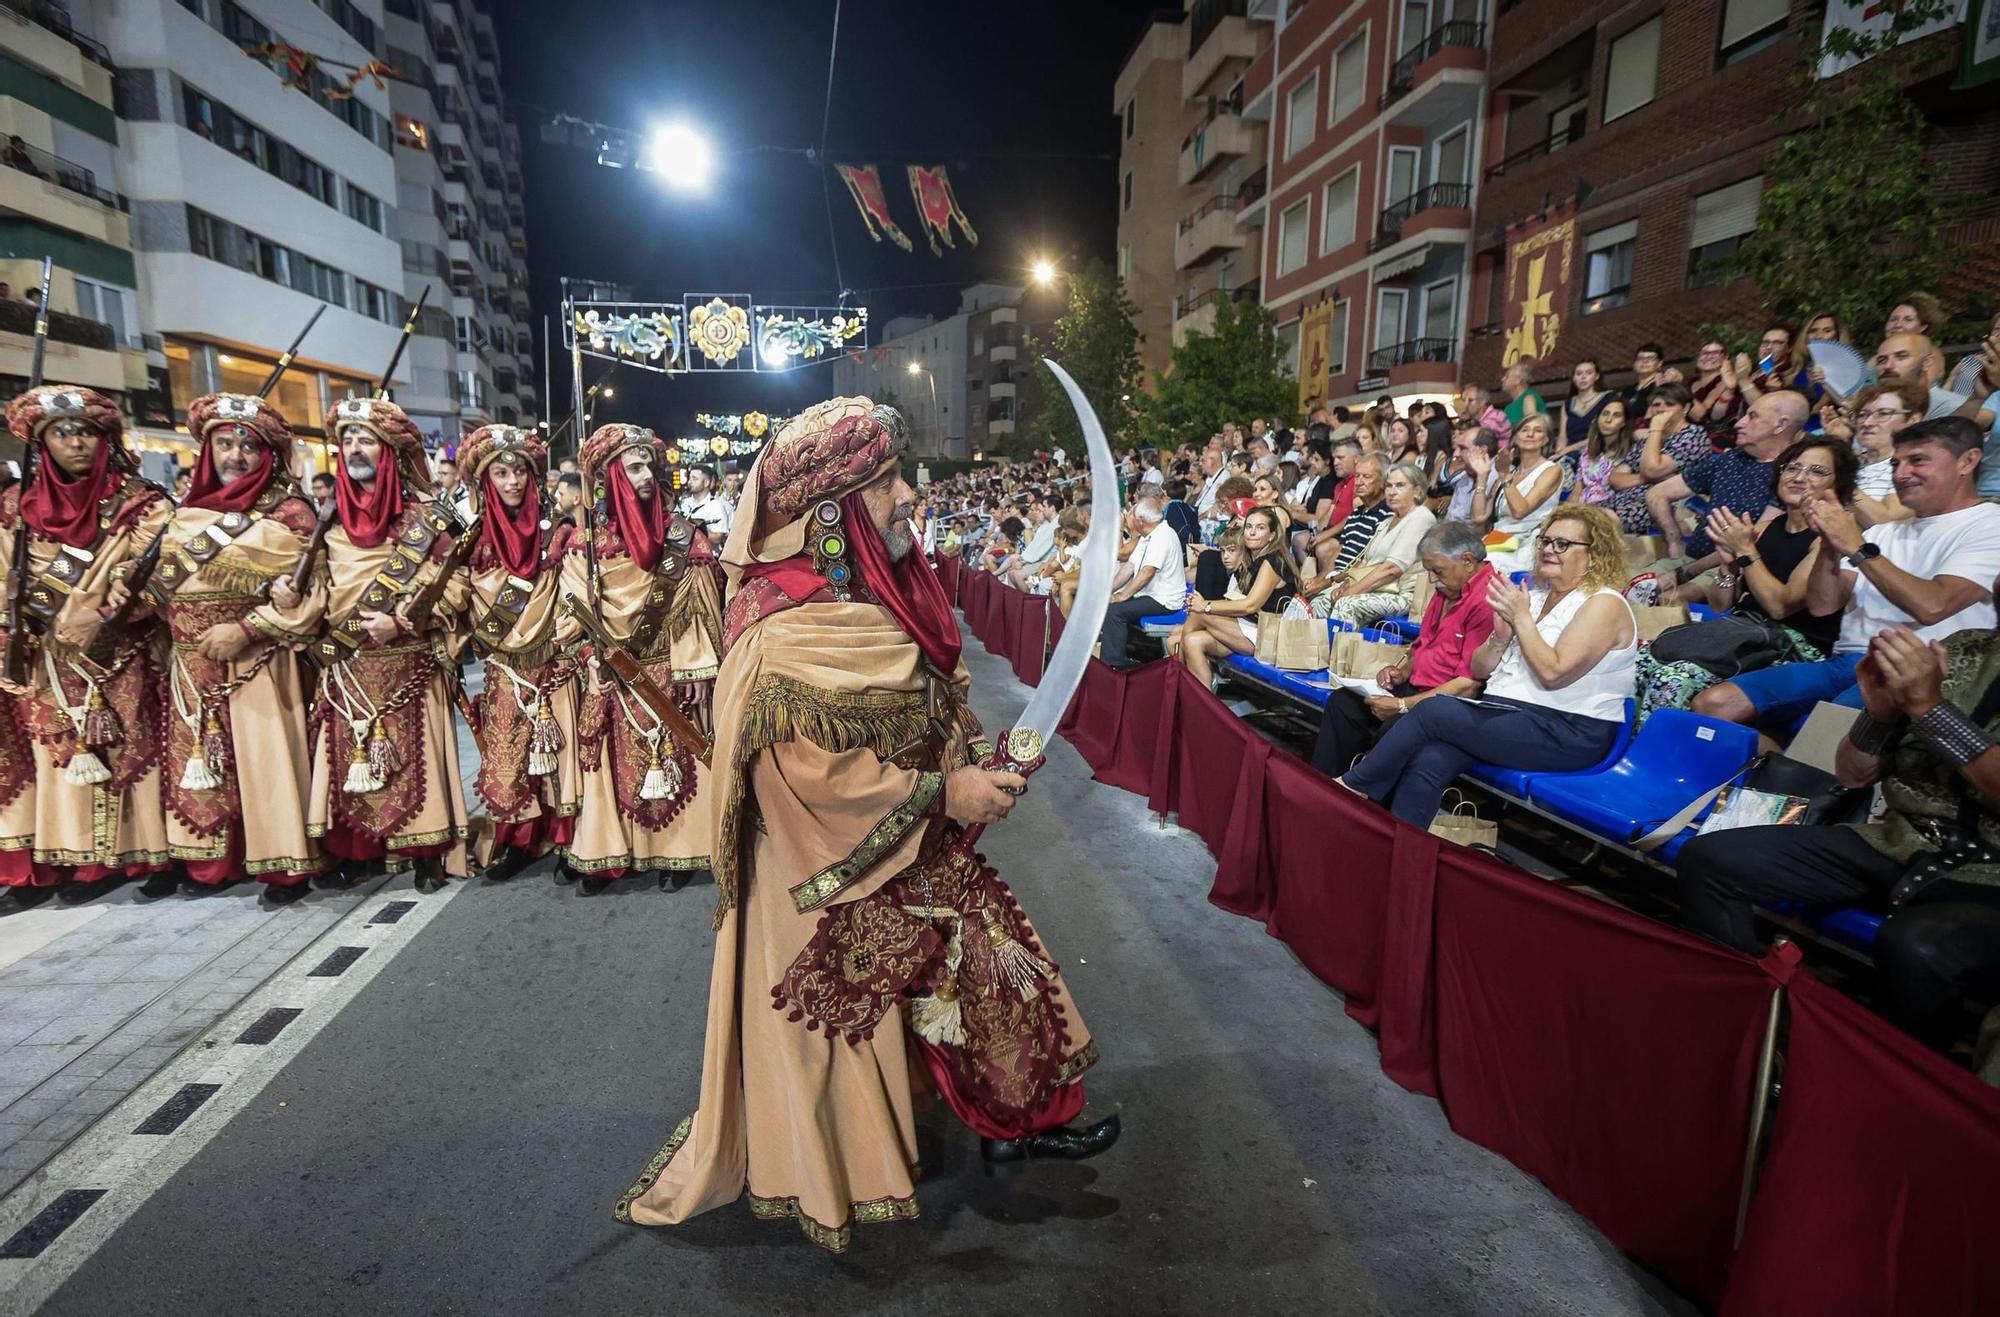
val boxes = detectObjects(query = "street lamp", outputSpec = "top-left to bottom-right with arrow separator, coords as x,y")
641,121 -> 713,192
1031,259 -> 1057,287
906,360 -> 922,375
905,360 -> 938,454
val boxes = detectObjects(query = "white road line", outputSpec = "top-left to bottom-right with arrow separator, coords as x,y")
0,878 -> 467,1316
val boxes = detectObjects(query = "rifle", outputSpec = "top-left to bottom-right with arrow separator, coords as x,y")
402,512 -> 481,632
561,594 -> 711,767
85,520 -> 167,666
3,256 -> 56,684
258,305 -> 326,398
375,286 -> 430,401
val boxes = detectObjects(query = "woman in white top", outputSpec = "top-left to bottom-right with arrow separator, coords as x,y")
1471,413 -> 1564,576
1818,378 -> 1921,527
1315,462 -> 1436,625
1340,505 -> 1637,828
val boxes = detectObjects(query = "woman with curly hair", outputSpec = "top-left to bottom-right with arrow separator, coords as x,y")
1338,504 -> 1637,827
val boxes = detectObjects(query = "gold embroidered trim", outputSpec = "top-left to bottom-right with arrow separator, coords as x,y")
30,845 -> 170,867
168,840 -> 327,875
178,559 -> 282,598
788,771 -> 940,912
664,565 -> 723,658
675,663 -> 718,683
1051,1038 -> 1102,1088
745,1189 -> 922,1254
713,674 -> 931,928
612,1114 -> 692,1223
306,825 -> 467,849
562,851 -> 710,875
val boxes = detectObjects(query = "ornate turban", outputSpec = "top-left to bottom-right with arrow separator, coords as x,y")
183,392 -> 297,513
458,424 -> 547,484
186,392 -> 294,454
326,395 -> 433,496
756,398 -> 909,523
578,423 -> 662,494
6,385 -> 129,457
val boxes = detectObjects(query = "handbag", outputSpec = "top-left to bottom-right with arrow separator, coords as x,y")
1256,614 -> 1330,671
1430,790 -> 1499,852
1648,613 -> 1804,678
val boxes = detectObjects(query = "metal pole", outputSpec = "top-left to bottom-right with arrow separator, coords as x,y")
541,312 -> 552,438
1734,945 -> 1788,1247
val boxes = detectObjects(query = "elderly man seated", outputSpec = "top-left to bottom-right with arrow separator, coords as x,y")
1097,494 -> 1187,668
1696,418 -> 2000,741
1311,521 -> 1498,774
1641,389 -> 1811,602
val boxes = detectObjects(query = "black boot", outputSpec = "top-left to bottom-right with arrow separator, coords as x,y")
313,863 -> 361,891
483,846 -> 532,882
137,871 -> 183,900
980,1115 -> 1121,1172
658,868 -> 695,892
260,881 -> 310,906
578,871 -> 615,896
552,858 -> 576,885
412,856 -> 448,893
0,885 -> 57,914
56,877 -> 127,906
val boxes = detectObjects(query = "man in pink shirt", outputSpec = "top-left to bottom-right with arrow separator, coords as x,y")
1312,521 -> 1497,773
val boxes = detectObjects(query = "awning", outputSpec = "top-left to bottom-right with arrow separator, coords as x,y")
1372,242 -> 1432,281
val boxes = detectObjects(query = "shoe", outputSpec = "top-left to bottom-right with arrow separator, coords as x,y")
658,868 -> 694,892
980,1114 -> 1121,1173
313,864 -> 361,891
412,857 -> 448,894
0,885 -> 57,915
578,873 -> 614,896
260,881 -> 310,906
56,878 -> 127,906
137,871 -> 183,900
553,859 -> 576,885
483,846 -> 532,882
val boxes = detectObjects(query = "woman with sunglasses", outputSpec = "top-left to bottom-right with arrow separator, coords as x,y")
1338,505 -> 1636,829
1634,438 -> 1858,721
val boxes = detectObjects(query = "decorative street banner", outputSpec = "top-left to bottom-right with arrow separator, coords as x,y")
1963,0 -> 2000,85
907,165 -> 980,255
1501,198 -> 1577,370
1297,298 -> 1333,411
1819,0 -> 1967,78
567,294 -> 867,374
836,164 -> 915,251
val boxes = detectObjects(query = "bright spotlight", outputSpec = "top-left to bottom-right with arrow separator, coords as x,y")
907,360 -> 923,376
759,336 -> 790,368
642,122 -> 713,191
1031,259 -> 1057,287
601,387 -> 615,398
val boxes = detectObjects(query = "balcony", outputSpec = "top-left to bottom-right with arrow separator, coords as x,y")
1367,181 -> 1473,251
1176,194 -> 1245,269
990,306 -> 1016,324
989,381 -> 1015,399
0,143 -> 128,247
0,0 -> 114,74
1234,167 -> 1267,224
1184,1 -> 1263,100
1367,337 -> 1456,372
989,343 -> 1016,363
1379,21 -> 1487,111
1178,110 -> 1256,186
1484,120 -> 1586,180
1173,282 -> 1257,343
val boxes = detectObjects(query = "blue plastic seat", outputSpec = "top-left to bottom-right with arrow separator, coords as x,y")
1528,709 -> 1760,855
1221,653 -> 1334,709
1460,698 -> 1636,801
1377,615 -> 1423,642
1804,905 -> 1886,953
1139,610 -> 1187,635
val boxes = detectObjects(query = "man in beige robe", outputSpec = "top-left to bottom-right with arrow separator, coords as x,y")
303,396 -> 472,891
0,386 -> 172,907
558,424 -> 720,894
617,398 -> 1116,1253
459,423 -> 579,880
75,392 -> 329,903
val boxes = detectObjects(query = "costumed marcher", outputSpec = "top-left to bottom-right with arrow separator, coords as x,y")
615,398 -> 1116,1253
558,424 -> 721,894
303,396 -> 473,892
460,423 -> 578,881
0,386 -> 173,905
109,393 -> 329,903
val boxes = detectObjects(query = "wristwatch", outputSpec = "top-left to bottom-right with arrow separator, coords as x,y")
1846,543 -> 1882,568
1732,553 -> 1755,571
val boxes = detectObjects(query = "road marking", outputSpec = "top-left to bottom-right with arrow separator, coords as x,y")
0,877 -> 466,1315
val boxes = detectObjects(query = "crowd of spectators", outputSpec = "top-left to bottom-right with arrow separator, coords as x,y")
921,292 -> 2000,1074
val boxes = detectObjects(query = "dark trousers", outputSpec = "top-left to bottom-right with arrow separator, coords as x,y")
1099,596 -> 1165,666
1311,681 -> 1419,775
1677,824 -> 2000,1041
1343,695 -> 1621,827
1193,550 -> 1232,600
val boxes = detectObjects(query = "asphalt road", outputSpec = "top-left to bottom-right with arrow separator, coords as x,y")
32,631 -> 1692,1316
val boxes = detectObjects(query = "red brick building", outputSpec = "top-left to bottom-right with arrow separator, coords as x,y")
1462,0 -> 2000,397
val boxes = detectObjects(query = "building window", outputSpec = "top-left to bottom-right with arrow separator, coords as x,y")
1122,98 -> 1135,140
1122,171 -> 1133,212
1375,289 -> 1407,350
1285,74 -> 1317,159
1331,33 -> 1368,124
1718,0 -> 1788,65
1420,277 -> 1456,341
344,182 -> 386,233
1276,317 -> 1301,378
1548,97 -> 1587,152
1583,220 -> 1638,313
1277,197 -> 1311,275
1604,17 -> 1662,123
1320,169 -> 1358,255
1687,176 -> 1763,287
1434,123 -> 1470,186
1329,299 -> 1350,375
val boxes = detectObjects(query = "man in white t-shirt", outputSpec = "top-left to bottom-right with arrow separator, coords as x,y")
677,464 -> 734,538
1006,492 -> 1061,587
1096,496 -> 1186,667
1193,445 -> 1228,513
1697,416 -> 2000,736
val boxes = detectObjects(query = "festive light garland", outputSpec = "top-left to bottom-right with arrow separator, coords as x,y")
568,301 -> 866,374
757,309 -> 868,364
573,308 -> 683,369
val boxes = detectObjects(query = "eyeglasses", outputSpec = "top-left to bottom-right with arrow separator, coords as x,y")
1540,535 -> 1588,553
1855,407 -> 1910,422
1780,461 -> 1836,478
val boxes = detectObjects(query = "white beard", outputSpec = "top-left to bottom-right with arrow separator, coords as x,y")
883,523 -> 914,562
344,457 -> 376,482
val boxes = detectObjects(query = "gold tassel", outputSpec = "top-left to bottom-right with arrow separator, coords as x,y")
907,990 -> 966,1047
527,697 -> 560,778
639,742 -> 676,800
179,724 -> 222,791
987,925 -> 1054,1000
343,722 -> 384,794
82,684 -> 119,748
65,749 -> 112,786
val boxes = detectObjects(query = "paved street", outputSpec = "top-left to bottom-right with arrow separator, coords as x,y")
0,632 -> 1692,1315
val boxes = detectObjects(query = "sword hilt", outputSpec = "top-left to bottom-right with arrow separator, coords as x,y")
959,734 -> 1047,848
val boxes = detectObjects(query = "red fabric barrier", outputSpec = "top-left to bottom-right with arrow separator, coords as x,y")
1055,659 -> 1167,796
1263,754 -> 1401,1010
1152,665 -> 1257,854
1427,847 -> 1774,1304
1006,590 -> 1050,686
1723,973 -> 2000,1317
935,552 -> 961,604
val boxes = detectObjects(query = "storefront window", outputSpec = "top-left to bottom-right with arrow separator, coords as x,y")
165,341 -> 197,424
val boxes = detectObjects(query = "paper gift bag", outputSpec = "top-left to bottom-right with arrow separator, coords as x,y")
1623,534 -> 1667,571
1405,568 -> 1435,621
1256,615 -> 1330,670
1429,791 -> 1498,851
1633,603 -> 1691,642
1331,631 -> 1406,678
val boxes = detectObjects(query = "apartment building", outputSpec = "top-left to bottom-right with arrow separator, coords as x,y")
1254,0 -> 1485,410
0,0 -> 150,462
1461,1 -> 2000,396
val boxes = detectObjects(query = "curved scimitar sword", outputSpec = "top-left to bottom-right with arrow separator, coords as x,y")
961,358 -> 1120,845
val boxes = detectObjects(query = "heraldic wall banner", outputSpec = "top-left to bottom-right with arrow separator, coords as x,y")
1501,198 -> 1577,370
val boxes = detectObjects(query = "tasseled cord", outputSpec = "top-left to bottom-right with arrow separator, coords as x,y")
527,696 -> 562,778
63,667 -> 117,787
344,719 -> 386,795
179,708 -> 225,793
638,728 -> 680,801
908,925 -> 967,1047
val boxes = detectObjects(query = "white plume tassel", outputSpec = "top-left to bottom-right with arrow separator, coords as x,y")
64,749 -> 111,787
179,749 -> 222,792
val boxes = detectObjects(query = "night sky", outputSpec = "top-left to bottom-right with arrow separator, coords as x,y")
490,0 -> 1165,433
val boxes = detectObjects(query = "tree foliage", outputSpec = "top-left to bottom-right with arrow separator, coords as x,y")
1729,1 -> 1964,333
1007,260 -> 1142,458
1134,296 -> 1295,450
